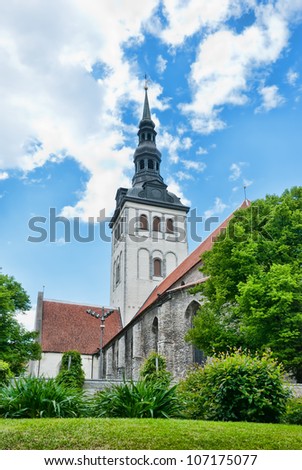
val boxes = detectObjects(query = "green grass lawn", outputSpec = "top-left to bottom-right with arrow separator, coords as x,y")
0,418 -> 301,450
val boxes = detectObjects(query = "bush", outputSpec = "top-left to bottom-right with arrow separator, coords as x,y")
139,352 -> 172,387
0,376 -> 86,418
56,350 -> 85,390
177,364 -> 206,419
0,360 -> 12,386
91,380 -> 182,418
283,398 -> 302,425
179,350 -> 291,423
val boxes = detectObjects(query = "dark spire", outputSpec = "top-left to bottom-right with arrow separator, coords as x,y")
142,78 -> 151,121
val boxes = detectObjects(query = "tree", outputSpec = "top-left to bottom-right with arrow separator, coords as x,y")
187,187 -> 302,382
0,273 -> 41,375
56,350 -> 85,389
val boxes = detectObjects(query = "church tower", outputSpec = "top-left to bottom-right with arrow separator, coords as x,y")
110,83 -> 190,326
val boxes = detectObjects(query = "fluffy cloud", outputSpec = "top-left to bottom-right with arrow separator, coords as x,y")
158,131 -> 192,163
160,0 -> 255,46
204,197 -> 229,219
0,0 -> 161,218
287,69 -> 299,86
229,163 -> 242,181
181,160 -> 206,172
180,1 -> 292,132
156,55 -> 168,74
0,172 -> 9,180
256,85 -> 285,113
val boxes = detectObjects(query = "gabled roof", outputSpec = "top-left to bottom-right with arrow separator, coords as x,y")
135,200 -> 250,318
40,299 -> 122,354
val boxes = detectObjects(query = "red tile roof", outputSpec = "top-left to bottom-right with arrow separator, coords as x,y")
136,200 -> 250,317
41,300 -> 122,354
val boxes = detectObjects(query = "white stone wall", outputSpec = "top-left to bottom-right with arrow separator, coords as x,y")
110,200 -> 189,326
30,352 -> 100,379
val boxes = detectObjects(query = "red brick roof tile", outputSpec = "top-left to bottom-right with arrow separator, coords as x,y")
41,300 -> 122,354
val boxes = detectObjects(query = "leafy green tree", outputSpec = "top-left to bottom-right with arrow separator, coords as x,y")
139,352 -> 172,387
56,350 -> 85,389
187,187 -> 302,381
0,273 -> 41,375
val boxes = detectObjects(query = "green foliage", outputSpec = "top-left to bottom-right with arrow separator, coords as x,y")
0,376 -> 85,418
0,273 -> 41,375
91,380 -> 182,418
139,352 -> 172,387
283,398 -> 302,425
188,187 -> 302,381
177,364 -> 207,419
179,350 -> 291,423
0,360 -> 12,385
56,350 -> 85,390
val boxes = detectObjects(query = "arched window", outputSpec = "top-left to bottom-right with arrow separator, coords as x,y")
116,257 -> 121,285
153,216 -> 161,232
147,133 -> 151,141
185,301 -> 206,365
148,159 -> 154,169
153,258 -> 162,277
156,162 -> 159,170
139,160 -> 145,170
139,214 -> 148,230
166,218 -> 174,234
152,317 -> 159,352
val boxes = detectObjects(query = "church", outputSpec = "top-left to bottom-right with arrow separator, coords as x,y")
30,85 -> 249,381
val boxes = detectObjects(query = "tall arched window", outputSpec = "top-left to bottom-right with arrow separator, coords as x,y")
139,214 -> 148,230
139,160 -> 145,170
116,256 -> 121,285
153,258 -> 162,277
185,301 -> 206,365
152,317 -> 159,352
166,218 -> 174,234
153,216 -> 161,232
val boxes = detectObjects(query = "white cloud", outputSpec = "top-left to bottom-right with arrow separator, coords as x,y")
177,1 -> 300,133
160,0 -> 255,46
0,171 -> 9,180
158,131 -> 192,163
181,159 -> 207,172
156,54 -> 168,74
196,147 -> 208,155
0,0 -> 161,219
204,197 -> 229,219
175,171 -> 194,181
166,177 -> 191,206
229,163 -> 242,181
287,68 -> 299,86
256,85 -> 285,113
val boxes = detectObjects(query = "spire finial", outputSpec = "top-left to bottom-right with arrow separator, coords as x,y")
142,75 -> 151,121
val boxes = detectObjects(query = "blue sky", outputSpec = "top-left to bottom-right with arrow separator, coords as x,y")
1,0 -> 302,330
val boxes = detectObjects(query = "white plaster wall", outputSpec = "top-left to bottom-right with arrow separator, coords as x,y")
31,352 -> 100,379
